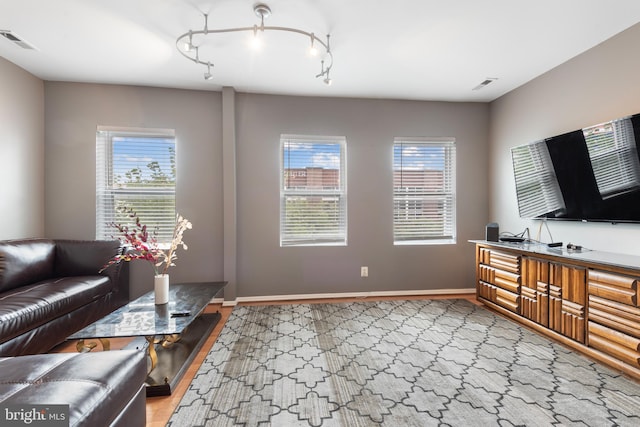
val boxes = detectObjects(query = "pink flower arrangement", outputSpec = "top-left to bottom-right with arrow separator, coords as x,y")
101,206 -> 192,276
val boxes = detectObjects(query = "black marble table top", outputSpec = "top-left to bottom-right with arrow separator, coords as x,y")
68,281 -> 226,339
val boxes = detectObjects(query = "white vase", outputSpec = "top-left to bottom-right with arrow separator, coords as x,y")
154,274 -> 170,305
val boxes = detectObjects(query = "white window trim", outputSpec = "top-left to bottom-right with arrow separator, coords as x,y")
280,134 -> 347,247
393,137 -> 456,245
96,126 -> 177,244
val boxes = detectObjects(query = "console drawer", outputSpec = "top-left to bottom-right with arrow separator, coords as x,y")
496,287 -> 519,313
588,295 -> 640,338
478,281 -> 519,313
494,269 -> 520,293
487,251 -> 520,274
589,321 -> 640,368
588,270 -> 638,306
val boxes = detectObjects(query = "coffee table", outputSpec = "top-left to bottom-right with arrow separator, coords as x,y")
68,281 -> 227,396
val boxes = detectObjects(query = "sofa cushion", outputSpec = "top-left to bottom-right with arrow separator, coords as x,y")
0,239 -> 55,293
0,350 -> 146,426
0,276 -> 112,345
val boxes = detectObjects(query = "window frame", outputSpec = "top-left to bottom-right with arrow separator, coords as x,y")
96,126 -> 177,244
393,137 -> 456,245
280,134 -> 347,247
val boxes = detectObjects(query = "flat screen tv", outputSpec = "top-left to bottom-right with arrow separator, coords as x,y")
511,112 -> 640,223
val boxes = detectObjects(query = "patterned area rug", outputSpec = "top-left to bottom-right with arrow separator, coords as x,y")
168,299 -> 640,426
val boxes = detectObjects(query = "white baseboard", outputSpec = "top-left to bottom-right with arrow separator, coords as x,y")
218,288 -> 476,307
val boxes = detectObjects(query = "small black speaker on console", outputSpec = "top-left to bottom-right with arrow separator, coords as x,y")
485,222 -> 499,242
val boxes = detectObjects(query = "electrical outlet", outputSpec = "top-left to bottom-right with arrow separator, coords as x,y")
361,266 -> 368,277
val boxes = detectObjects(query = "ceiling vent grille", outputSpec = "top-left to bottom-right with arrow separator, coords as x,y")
472,77 -> 498,91
0,30 -> 37,50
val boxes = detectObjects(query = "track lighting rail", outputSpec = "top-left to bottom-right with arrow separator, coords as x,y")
175,3 -> 333,85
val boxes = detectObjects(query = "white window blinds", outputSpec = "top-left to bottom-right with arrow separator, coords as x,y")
511,141 -> 564,218
96,127 -> 176,243
584,117 -> 640,198
280,135 -> 347,246
393,138 -> 456,244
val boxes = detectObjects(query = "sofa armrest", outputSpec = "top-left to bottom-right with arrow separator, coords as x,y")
54,240 -> 129,304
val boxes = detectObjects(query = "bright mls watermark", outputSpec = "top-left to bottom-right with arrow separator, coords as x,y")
1,405 -> 69,426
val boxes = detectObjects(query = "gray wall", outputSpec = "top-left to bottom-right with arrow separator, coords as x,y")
490,22 -> 640,256
6,19 -> 640,299
10,20 -> 640,300
42,83 -> 489,299
44,83 -> 224,298
0,57 -> 44,239
234,94 -> 489,297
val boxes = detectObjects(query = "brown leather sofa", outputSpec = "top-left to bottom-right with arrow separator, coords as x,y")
0,238 -> 129,356
0,238 -> 146,426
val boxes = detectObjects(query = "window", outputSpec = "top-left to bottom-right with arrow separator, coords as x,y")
584,117 -> 640,198
393,138 -> 456,244
96,127 -> 176,243
511,141 -> 565,218
280,135 -> 347,246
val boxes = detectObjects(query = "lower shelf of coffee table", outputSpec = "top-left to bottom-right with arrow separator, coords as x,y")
124,311 -> 222,397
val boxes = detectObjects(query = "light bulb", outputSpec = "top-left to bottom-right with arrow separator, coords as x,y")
309,35 -> 318,56
251,35 -> 262,49
250,25 -> 262,49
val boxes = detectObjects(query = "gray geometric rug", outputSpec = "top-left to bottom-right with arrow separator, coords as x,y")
168,299 -> 640,426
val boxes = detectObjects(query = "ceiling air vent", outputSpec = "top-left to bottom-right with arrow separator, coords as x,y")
0,30 -> 37,50
472,77 -> 498,91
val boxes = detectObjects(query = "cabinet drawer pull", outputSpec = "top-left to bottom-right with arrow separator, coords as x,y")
589,270 -> 638,290
589,321 -> 640,351
589,334 -> 640,367
589,282 -> 637,305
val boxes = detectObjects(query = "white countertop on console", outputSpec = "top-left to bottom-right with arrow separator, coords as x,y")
470,240 -> 640,271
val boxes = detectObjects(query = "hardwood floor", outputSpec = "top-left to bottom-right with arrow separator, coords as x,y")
145,303 -> 234,426
53,293 -> 478,426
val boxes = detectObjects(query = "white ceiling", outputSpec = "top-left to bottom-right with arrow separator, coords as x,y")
2,0 -> 640,102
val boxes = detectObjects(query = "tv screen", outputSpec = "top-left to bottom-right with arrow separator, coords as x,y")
511,112 -> 640,223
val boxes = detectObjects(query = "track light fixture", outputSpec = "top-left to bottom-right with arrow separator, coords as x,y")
204,62 -> 213,80
176,3 -> 334,85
